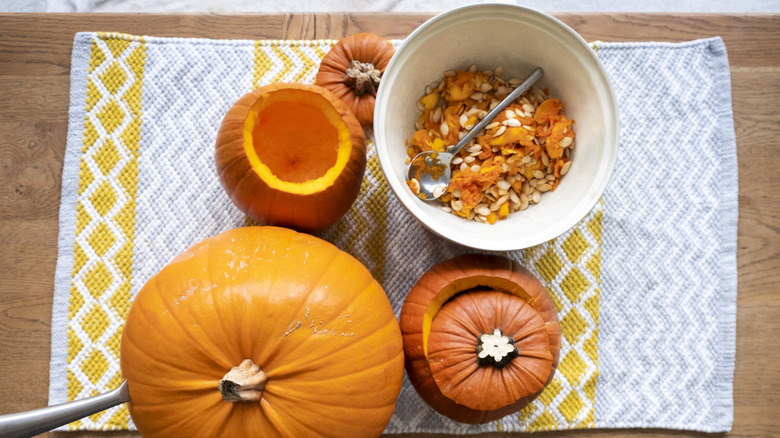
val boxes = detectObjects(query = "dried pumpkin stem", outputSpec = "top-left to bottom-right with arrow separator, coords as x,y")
218,359 -> 268,403
475,328 -> 518,368
344,60 -> 381,97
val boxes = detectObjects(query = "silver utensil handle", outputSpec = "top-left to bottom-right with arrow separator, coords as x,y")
459,67 -> 544,148
0,381 -> 129,438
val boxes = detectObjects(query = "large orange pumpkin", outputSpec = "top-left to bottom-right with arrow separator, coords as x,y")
215,83 -> 366,232
315,32 -> 396,126
120,226 -> 404,437
399,253 -> 561,424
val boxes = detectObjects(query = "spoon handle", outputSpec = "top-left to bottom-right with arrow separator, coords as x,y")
453,67 -> 544,156
0,381 -> 130,438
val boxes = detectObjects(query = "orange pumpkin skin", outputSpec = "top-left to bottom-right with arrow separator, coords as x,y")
120,226 -> 404,438
399,253 -> 561,424
315,32 -> 396,126
215,83 -> 366,232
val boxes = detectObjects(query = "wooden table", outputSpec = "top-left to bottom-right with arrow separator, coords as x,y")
1,12 -> 778,438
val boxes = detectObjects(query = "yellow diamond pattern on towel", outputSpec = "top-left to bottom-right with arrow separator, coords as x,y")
65,33 -> 145,431
513,198 -> 603,431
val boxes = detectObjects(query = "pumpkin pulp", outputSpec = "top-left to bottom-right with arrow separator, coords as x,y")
244,89 -> 353,194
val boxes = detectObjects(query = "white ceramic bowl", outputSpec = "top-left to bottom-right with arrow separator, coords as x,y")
374,3 -> 619,251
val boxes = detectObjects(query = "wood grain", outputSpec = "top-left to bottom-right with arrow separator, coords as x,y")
0,12 -> 778,438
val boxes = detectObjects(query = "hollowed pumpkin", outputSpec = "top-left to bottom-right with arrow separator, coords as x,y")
399,253 -> 561,424
215,83 -> 366,232
120,226 -> 404,437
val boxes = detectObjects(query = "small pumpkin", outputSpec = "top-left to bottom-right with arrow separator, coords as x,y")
215,83 -> 366,232
120,226 -> 404,437
315,32 -> 396,126
399,253 -> 561,424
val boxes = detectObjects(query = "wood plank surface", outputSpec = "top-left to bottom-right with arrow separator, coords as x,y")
0,12 -> 778,438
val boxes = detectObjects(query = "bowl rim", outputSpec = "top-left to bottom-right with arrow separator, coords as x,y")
374,3 -> 620,251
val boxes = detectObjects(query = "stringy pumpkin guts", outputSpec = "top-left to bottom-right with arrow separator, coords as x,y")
405,64 -> 576,224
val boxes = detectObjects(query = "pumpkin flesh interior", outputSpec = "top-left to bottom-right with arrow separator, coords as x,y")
421,276 -> 535,357
244,88 -> 353,195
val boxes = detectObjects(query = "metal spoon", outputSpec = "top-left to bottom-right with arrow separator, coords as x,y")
407,67 -> 543,201
0,381 -> 129,438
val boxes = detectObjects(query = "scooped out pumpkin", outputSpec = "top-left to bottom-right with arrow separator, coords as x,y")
215,83 -> 366,232
400,253 -> 561,424
120,226 -> 404,438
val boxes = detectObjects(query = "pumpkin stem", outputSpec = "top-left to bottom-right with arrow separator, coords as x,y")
475,328 -> 518,368
344,60 -> 381,97
218,359 -> 268,403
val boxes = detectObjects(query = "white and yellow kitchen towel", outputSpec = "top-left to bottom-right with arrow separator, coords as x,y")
50,32 -> 737,433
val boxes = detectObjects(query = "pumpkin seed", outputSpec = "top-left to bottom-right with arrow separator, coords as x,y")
440,122 -> 449,136
495,66 -> 504,77
506,118 -> 521,127
560,136 -> 573,148
441,206 -> 452,213
560,161 -> 572,175
493,126 -> 506,137
520,198 -> 529,211
430,107 -> 442,123
459,114 -> 469,129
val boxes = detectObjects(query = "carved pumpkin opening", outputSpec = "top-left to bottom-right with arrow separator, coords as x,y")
251,96 -> 339,183
242,87 -> 354,195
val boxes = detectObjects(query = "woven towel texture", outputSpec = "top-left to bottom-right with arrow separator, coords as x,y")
49,33 -> 737,433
